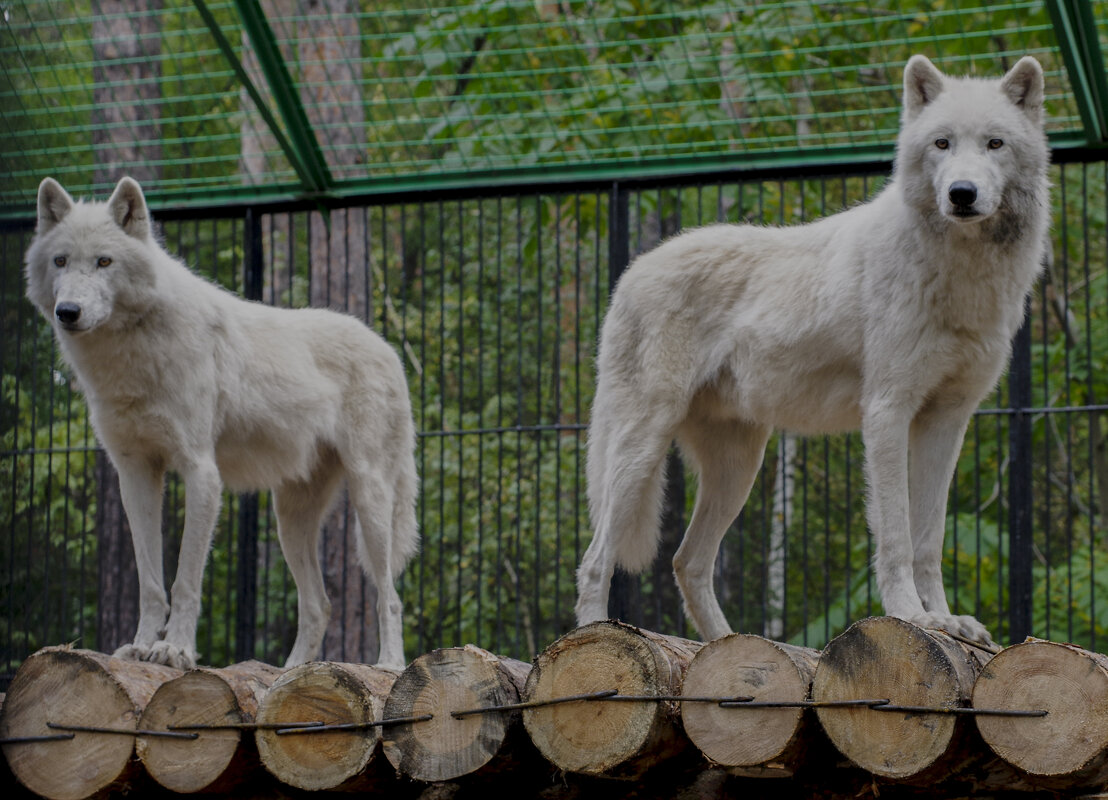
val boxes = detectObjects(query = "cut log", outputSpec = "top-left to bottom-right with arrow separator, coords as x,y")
811,616 -> 991,783
382,645 -> 534,782
254,661 -> 397,791
973,638 -> 1108,790
680,633 -> 821,773
137,660 -> 285,793
0,646 -> 180,800
521,620 -> 702,779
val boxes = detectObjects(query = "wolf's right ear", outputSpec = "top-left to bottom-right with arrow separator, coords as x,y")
37,178 -> 74,233
108,177 -> 151,240
903,55 -> 945,119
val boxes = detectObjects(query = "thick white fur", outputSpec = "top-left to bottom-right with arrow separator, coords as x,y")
25,178 -> 419,669
576,56 -> 1050,646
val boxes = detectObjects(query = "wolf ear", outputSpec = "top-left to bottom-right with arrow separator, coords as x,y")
108,177 -> 151,240
1000,56 -> 1044,122
903,55 -> 944,119
37,178 -> 74,233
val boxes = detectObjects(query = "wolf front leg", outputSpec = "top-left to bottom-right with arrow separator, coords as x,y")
908,401 -> 996,646
112,459 -> 169,662
863,404 -> 930,623
156,458 -> 223,669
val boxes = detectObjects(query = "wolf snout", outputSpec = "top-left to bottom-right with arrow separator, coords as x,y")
948,181 -> 979,213
55,301 -> 81,328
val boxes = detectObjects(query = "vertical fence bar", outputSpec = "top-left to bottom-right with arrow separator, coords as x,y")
606,181 -> 635,621
235,207 -> 263,662
1008,300 -> 1034,644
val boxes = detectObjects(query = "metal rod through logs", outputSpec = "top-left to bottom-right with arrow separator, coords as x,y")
168,721 -> 326,732
47,722 -> 198,740
451,689 -> 620,719
274,714 -> 435,735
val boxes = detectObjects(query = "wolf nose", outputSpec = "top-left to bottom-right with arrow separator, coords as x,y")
55,302 -> 81,325
948,181 -> 978,208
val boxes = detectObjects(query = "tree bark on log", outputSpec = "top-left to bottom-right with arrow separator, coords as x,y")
973,638 -> 1108,790
680,633 -> 823,774
382,645 -> 536,782
811,617 -> 992,784
0,646 -> 179,800
254,661 -> 397,791
522,620 -> 702,779
137,660 -> 285,793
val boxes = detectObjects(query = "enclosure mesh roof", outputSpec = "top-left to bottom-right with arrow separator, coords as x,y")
1,0 -> 1106,215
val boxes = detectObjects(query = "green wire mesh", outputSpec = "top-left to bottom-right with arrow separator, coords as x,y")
0,0 -> 1101,214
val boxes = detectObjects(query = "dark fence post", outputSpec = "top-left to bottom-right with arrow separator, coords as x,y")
1007,298 -> 1034,645
606,182 -> 640,622
235,208 -> 263,662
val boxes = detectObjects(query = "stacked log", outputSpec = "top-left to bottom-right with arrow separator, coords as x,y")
680,633 -> 823,776
521,620 -> 702,779
810,616 -> 1039,792
973,638 -> 1108,790
253,661 -> 398,791
136,660 -> 284,793
382,644 -> 536,782
0,646 -> 179,800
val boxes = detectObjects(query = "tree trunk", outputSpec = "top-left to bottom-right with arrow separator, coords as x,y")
973,638 -> 1108,790
382,645 -> 536,782
680,632 -> 824,774
254,661 -> 397,791
521,621 -> 702,779
90,0 -> 163,658
136,660 -> 285,793
0,646 -> 179,800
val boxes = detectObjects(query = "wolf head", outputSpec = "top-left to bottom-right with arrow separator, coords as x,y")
895,55 -> 1049,232
25,177 -> 158,335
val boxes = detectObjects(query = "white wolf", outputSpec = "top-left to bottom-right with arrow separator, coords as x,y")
577,56 -> 1050,646
25,177 -> 419,670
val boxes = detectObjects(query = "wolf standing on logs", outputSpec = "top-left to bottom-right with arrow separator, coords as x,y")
576,55 -> 1050,647
24,177 -> 419,670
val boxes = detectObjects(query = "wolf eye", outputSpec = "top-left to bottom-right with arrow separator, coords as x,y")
988,138 -> 1004,150
935,138 -> 950,150
96,256 -> 112,268
53,256 -> 66,268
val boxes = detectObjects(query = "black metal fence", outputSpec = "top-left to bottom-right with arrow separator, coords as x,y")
3,153 -> 1107,684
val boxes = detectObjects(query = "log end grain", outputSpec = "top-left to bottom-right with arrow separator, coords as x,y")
382,644 -> 531,782
681,633 -> 818,768
812,617 -> 980,781
521,621 -> 701,778
0,646 -> 179,800
973,639 -> 1108,785
254,661 -> 396,791
137,661 -> 282,793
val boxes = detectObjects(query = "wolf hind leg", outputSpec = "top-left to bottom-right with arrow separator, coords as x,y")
274,454 -> 344,667
346,465 -> 408,670
673,415 -> 771,641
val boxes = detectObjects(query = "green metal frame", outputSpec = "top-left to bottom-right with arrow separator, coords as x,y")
1045,0 -> 1108,143
1,0 -> 1105,219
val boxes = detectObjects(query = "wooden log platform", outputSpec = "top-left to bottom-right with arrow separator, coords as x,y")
680,632 -> 823,775
382,644 -> 535,782
136,660 -> 285,793
521,620 -> 702,779
973,638 -> 1108,790
253,661 -> 398,792
811,616 -> 991,784
0,646 -> 180,800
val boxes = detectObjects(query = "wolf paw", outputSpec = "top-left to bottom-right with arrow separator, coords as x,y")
911,611 -> 998,649
112,642 -> 155,662
148,641 -> 199,670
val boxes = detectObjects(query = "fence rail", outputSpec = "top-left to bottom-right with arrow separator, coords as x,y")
2,153 -> 1106,685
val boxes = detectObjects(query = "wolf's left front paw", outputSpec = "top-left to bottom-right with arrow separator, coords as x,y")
113,642 -> 154,662
147,641 -> 199,670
